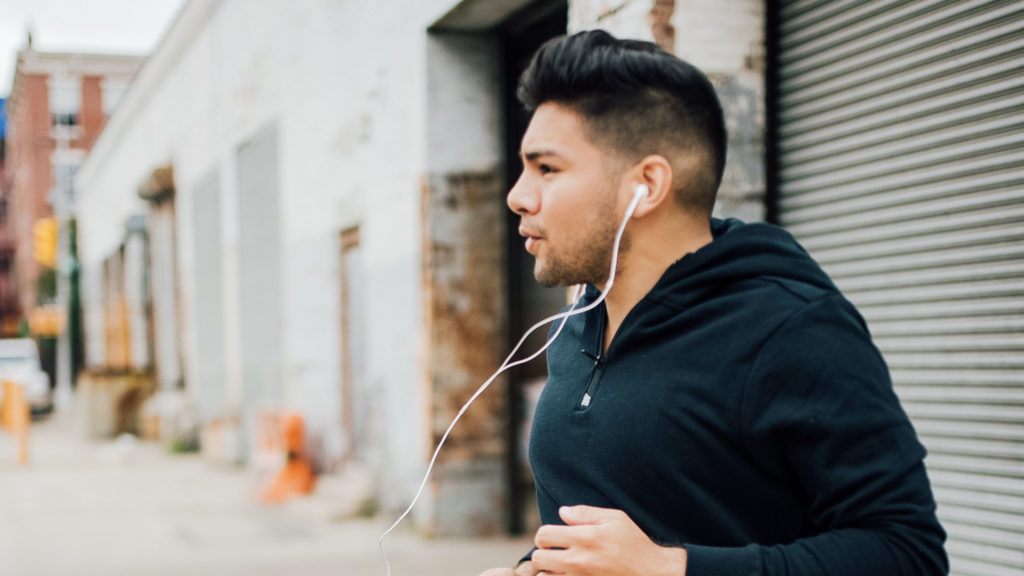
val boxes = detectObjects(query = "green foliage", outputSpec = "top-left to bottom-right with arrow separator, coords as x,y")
167,436 -> 201,454
36,268 -> 57,304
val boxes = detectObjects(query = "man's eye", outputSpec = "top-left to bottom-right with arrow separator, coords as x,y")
539,164 -> 556,175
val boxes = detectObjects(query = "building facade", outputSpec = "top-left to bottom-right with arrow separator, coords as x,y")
73,1 -> 1022,573
0,98 -> 18,337
4,44 -> 144,388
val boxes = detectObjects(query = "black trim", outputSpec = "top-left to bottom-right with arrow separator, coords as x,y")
764,0 -> 781,225
499,1 -> 568,535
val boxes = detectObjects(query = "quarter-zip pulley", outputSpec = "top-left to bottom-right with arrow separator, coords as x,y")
580,348 -> 603,408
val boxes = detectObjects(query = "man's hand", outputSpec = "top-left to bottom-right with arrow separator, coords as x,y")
478,561 -> 538,576
531,506 -> 686,576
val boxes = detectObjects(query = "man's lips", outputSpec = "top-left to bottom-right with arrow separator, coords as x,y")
519,227 -> 542,255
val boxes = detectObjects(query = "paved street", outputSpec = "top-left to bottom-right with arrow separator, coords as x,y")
0,411 -> 531,576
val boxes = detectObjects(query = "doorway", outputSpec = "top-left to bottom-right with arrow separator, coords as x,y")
500,1 -> 568,536
424,0 -> 567,537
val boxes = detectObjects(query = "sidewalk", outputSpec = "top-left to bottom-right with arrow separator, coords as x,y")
0,411 -> 531,576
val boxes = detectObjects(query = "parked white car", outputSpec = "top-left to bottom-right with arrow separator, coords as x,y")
0,339 -> 53,414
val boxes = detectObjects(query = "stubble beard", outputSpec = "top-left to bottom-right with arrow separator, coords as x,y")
532,191 -> 627,288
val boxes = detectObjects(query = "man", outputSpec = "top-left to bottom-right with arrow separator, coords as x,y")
480,30 -> 947,576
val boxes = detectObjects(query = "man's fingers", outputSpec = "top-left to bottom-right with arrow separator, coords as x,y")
558,504 -> 623,526
530,547 -> 570,574
534,524 -> 577,550
515,560 -> 540,576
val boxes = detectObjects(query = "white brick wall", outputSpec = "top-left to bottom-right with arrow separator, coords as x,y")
674,0 -> 765,74
568,0 -> 767,221
570,0 -> 657,39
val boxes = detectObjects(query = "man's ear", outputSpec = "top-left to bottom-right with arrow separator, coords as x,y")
628,154 -> 674,218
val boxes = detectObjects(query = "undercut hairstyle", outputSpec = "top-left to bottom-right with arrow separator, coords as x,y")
518,29 -> 727,215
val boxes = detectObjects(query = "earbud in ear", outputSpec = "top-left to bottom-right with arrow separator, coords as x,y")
635,184 -> 651,199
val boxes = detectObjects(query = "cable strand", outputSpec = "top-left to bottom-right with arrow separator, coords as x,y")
380,190 -> 645,575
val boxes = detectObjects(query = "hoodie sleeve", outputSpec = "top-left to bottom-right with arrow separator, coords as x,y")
684,294 -> 948,576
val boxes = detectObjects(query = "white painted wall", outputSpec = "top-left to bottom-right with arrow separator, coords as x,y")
75,0 -> 766,530
74,0 -> 483,511
570,0 -> 656,39
123,226 -> 150,371
674,0 -> 765,74
673,0 -> 766,221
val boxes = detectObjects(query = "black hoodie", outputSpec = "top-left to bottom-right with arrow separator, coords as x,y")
529,219 -> 948,575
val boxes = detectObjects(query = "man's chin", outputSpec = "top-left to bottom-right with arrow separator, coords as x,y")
532,264 -> 562,287
533,272 -> 557,287
533,264 -> 578,288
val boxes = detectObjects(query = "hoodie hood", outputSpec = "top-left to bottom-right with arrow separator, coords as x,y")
571,218 -> 842,360
625,218 -> 839,311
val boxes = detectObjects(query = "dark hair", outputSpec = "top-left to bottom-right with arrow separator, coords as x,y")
517,29 -> 726,214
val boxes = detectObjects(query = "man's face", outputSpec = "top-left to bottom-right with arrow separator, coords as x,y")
508,102 -> 626,287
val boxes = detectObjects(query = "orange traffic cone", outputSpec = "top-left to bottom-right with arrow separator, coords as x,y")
0,381 -> 29,465
261,412 -> 315,503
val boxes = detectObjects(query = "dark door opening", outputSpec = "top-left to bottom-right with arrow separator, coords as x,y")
500,1 -> 568,536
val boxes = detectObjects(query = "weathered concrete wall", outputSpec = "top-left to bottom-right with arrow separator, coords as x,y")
190,168 -> 224,421
147,198 -> 182,392
425,171 -> 508,536
571,0 -> 767,221
123,222 -> 150,372
674,0 -> 766,221
424,32 -> 508,537
570,0 -> 658,41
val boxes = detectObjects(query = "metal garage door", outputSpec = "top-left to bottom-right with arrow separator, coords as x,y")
773,1 -> 1024,574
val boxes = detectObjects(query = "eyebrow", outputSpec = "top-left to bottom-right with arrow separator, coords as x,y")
520,148 -> 563,162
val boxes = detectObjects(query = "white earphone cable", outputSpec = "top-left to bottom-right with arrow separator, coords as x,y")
379,186 -> 648,575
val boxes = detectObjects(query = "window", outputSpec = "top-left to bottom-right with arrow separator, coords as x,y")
50,150 -> 83,206
48,76 -> 81,128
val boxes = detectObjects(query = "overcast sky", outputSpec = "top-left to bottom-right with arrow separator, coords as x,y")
0,0 -> 187,98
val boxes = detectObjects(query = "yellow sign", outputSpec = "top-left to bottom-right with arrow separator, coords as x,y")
33,217 -> 57,269
0,381 -> 30,465
28,305 -> 65,336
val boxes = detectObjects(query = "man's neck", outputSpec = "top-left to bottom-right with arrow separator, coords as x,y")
601,215 -> 713,353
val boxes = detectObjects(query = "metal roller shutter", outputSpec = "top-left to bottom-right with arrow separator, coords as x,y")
773,1 -> 1024,574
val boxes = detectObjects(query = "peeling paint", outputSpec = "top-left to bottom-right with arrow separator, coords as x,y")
425,170 -> 508,451
649,0 -> 675,53
715,75 -> 766,221
422,168 -> 508,535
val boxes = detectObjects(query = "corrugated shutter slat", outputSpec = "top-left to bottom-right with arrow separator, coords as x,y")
775,2 -> 1024,574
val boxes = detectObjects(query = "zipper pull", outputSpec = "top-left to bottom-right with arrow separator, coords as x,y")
579,349 -> 602,408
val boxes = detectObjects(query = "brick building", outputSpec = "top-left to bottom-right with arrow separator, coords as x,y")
4,43 -> 144,382
0,98 -> 17,337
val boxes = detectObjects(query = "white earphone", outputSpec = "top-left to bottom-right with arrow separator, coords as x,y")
381,178 -> 652,576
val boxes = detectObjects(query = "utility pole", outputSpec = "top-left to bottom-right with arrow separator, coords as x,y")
50,64 -> 74,411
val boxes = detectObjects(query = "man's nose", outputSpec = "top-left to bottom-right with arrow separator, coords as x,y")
507,172 -> 538,216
